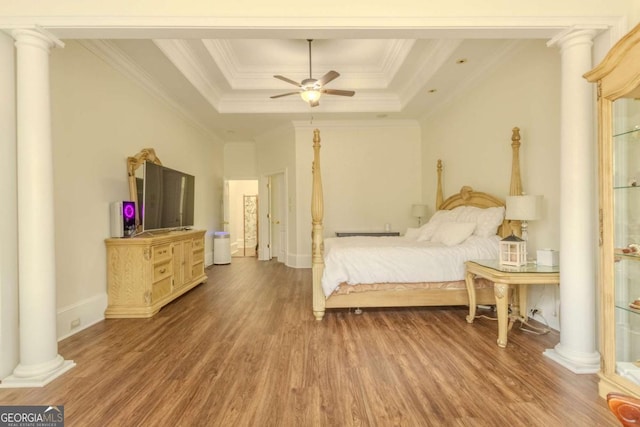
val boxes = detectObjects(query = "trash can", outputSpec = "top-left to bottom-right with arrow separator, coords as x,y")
213,231 -> 231,265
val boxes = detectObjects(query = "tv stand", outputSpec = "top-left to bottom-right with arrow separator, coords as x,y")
105,229 -> 207,318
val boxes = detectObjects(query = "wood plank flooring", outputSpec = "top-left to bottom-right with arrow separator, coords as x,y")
0,258 -> 619,426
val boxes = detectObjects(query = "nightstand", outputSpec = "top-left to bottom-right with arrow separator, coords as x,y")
464,259 -> 560,348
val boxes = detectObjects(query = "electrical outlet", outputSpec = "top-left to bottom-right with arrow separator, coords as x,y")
530,308 -> 541,317
70,318 -> 81,329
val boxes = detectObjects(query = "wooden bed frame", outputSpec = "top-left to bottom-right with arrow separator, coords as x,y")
311,127 -> 524,321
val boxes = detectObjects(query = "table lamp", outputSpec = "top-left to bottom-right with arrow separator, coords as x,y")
505,194 -> 543,241
412,204 -> 428,226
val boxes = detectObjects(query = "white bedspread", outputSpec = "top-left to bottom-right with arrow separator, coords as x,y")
321,235 -> 500,297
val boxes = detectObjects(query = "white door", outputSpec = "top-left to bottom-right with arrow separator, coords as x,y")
259,171 -> 287,262
258,176 -> 271,260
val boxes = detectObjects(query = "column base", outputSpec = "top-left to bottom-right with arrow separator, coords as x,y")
0,359 -> 75,388
544,343 -> 600,374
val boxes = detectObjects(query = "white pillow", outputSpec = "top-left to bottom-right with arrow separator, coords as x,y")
431,222 -> 476,246
441,205 -> 505,238
474,206 -> 505,237
417,209 -> 457,241
453,206 -> 481,223
404,227 -> 421,240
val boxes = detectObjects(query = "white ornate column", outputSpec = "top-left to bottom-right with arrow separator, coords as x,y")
1,29 -> 75,387
0,31 -> 19,380
544,28 -> 601,373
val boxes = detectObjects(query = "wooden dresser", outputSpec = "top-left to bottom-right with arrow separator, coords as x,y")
105,229 -> 207,318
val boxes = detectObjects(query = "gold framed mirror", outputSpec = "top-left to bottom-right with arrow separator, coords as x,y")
127,148 -> 162,232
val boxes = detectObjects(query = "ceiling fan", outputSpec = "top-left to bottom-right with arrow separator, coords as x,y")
270,39 -> 356,107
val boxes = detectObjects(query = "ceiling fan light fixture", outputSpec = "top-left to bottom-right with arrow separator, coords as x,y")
301,89 -> 321,103
271,39 -> 354,105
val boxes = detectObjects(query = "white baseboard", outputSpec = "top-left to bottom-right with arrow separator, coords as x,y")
57,293 -> 107,341
287,252 -> 311,268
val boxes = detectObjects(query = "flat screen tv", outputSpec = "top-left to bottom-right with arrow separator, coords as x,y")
141,161 -> 195,232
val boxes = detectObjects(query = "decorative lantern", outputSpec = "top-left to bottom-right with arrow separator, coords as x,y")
499,234 -> 527,266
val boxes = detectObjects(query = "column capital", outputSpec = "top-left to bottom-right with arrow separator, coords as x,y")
547,25 -> 607,50
11,27 -> 64,51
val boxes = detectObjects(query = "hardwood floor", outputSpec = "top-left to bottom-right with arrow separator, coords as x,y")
0,258 -> 618,426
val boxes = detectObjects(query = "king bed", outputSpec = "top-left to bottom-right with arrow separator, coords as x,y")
311,127 -> 525,320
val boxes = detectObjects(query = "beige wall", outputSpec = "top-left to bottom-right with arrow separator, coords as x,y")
50,40 -> 224,338
224,142 -> 258,180
294,121 -> 422,267
421,39 -> 562,328
421,40 -> 561,255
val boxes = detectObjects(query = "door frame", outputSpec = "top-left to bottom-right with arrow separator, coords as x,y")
258,169 -> 288,263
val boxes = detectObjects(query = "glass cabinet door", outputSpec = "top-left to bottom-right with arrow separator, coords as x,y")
613,99 -> 640,384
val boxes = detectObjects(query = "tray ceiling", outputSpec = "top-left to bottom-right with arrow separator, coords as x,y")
86,37 -> 526,141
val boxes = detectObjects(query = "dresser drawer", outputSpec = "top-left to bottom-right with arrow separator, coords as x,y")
192,238 -> 204,250
153,260 -> 172,281
193,248 -> 204,264
151,276 -> 172,302
153,244 -> 172,262
192,262 -> 204,278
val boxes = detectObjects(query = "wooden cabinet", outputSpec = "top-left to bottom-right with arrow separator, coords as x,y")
105,230 -> 207,318
585,23 -> 640,398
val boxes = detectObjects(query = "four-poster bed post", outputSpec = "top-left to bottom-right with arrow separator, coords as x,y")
311,129 -> 325,321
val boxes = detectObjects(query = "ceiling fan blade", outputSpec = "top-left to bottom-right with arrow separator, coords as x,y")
317,70 -> 340,87
321,88 -> 355,97
270,92 -> 300,99
273,75 -> 301,87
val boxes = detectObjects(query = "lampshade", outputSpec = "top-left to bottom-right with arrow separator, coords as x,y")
411,204 -> 428,218
300,90 -> 321,103
505,195 -> 543,221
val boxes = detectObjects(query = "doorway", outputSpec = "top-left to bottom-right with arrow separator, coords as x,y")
226,180 -> 259,258
257,171 -> 287,263
242,194 -> 258,257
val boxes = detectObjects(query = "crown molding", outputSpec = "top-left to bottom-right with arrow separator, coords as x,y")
153,39 -> 222,107
396,39 -> 463,107
203,38 -> 414,90
292,119 -> 420,129
379,39 -> 416,82
218,92 -> 401,114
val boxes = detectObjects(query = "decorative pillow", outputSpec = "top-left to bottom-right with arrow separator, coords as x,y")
404,227 -> 421,240
442,205 -> 505,238
417,210 -> 456,241
430,222 -> 476,246
474,206 -> 505,237
453,206 -> 481,223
